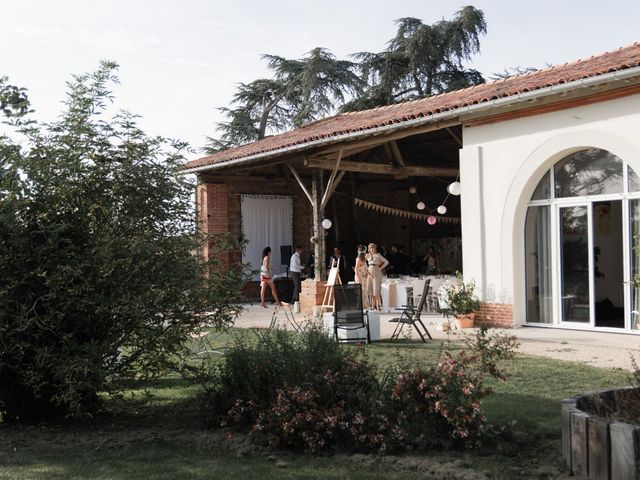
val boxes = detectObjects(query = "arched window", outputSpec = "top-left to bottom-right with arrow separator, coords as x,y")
525,148 -> 640,329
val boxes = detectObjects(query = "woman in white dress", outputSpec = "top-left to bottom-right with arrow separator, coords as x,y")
260,246 -> 281,308
366,243 -> 389,311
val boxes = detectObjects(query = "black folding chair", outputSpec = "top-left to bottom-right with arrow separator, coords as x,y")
389,279 -> 432,342
333,284 -> 370,344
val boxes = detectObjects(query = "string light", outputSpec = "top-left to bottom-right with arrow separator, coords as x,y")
447,181 -> 461,196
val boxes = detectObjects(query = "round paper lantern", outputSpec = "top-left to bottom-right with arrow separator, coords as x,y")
416,201 -> 426,210
437,205 -> 447,215
321,218 -> 332,229
427,215 -> 437,225
447,181 -> 461,196
408,185 -> 417,194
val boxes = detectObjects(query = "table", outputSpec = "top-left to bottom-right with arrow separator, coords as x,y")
381,276 -> 458,313
380,280 -> 413,312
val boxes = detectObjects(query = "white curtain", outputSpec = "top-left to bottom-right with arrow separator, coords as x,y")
241,195 -> 293,280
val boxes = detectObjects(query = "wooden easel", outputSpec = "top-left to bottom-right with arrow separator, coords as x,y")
318,259 -> 342,318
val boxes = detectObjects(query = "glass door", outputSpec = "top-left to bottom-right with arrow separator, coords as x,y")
559,205 -> 592,323
592,200 -> 625,328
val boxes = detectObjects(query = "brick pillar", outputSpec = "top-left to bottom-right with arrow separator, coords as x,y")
300,280 -> 328,315
196,181 -> 229,260
475,302 -> 514,328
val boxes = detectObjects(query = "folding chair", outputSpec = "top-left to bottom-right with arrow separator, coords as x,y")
252,302 -> 301,346
389,279 -> 432,342
333,284 -> 370,344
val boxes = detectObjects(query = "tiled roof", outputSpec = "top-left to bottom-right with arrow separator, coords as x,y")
184,42 -> 640,171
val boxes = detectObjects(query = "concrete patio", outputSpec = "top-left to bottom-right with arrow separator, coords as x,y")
233,303 -> 640,370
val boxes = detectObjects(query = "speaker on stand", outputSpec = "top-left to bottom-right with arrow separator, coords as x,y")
280,245 -> 292,278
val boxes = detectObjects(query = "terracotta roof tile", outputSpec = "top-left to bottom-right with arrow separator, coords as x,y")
184,42 -> 640,171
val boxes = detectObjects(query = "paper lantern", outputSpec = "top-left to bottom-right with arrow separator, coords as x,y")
321,218 -> 332,229
447,181 -> 461,196
408,185 -> 417,194
437,205 -> 447,215
416,202 -> 426,210
427,215 -> 437,225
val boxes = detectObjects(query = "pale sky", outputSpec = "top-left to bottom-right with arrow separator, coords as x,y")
2,0 -> 639,160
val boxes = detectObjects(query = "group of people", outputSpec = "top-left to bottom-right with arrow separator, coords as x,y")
258,242 -> 441,309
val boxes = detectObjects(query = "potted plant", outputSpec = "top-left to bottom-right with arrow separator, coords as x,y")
446,276 -> 481,329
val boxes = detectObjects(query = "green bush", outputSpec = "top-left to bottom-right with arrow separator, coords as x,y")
200,326 -> 518,453
204,327 -> 363,427
446,274 -> 481,315
0,65 -> 244,421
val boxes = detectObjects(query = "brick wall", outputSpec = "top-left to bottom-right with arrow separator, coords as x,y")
475,302 -> 514,328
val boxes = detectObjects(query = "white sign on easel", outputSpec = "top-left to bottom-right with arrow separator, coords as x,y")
326,266 -> 339,287
318,265 -> 341,317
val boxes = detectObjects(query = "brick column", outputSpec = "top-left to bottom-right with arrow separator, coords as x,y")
196,181 -> 230,260
300,280 -> 328,315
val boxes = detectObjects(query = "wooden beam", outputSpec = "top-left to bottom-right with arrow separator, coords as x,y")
287,164 -> 313,205
446,127 -> 462,147
322,171 -> 345,210
388,141 -> 406,166
304,157 -> 458,177
313,119 -> 461,157
321,149 -> 343,209
311,170 -> 326,281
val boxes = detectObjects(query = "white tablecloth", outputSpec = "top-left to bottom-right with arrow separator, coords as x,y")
381,280 -> 413,312
382,276 -> 458,312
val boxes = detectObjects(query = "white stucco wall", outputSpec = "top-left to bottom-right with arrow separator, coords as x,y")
459,93 -> 640,325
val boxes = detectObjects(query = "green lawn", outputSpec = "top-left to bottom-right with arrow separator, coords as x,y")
0,330 -> 631,479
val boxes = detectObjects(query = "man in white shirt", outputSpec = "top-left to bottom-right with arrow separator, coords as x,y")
289,245 -> 303,303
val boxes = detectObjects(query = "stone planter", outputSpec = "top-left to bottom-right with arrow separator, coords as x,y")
454,312 -> 475,329
562,387 -> 639,479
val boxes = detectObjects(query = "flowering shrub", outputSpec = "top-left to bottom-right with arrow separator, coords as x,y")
254,358 -> 391,453
389,351 -> 488,449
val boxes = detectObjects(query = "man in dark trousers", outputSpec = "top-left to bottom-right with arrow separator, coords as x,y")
328,246 -> 350,283
386,244 -> 409,276
289,245 -> 303,304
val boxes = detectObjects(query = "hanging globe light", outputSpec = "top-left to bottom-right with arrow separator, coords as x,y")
416,201 -> 426,210
447,181 -> 461,196
427,215 -> 437,225
408,185 -> 417,194
437,205 -> 447,215
321,218 -> 332,229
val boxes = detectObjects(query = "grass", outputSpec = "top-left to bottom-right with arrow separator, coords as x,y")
0,328 -> 631,479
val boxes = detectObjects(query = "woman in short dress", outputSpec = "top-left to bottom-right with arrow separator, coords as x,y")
260,246 -> 281,308
366,243 -> 389,311
354,246 -> 371,309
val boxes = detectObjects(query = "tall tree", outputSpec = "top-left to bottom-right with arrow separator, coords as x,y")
342,6 -> 487,111
0,64 -> 244,421
206,48 -> 363,152
207,7 -> 487,150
